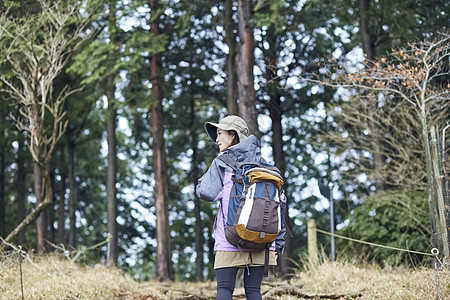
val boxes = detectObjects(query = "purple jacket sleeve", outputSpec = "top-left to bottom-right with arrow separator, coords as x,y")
196,158 -> 224,202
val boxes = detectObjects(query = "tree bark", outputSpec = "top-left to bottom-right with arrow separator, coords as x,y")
267,90 -> 292,276
0,144 -> 5,238
34,162 -> 49,252
67,129 -> 78,248
263,25 -> 292,276
237,0 -> 259,136
358,0 -> 375,62
150,0 -> 173,282
263,26 -> 285,175
58,146 -> 66,244
106,0 -> 119,267
48,170 -> 56,243
16,136 -> 27,245
106,77 -> 118,266
207,226 -> 215,277
224,0 -> 239,115
191,98 -> 204,281
358,0 -> 386,191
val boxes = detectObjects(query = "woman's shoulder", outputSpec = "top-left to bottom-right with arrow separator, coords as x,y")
227,136 -> 261,159
213,154 -> 235,172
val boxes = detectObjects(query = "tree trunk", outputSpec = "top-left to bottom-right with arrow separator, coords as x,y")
224,0 -> 239,115
237,0 -> 259,136
67,130 -> 78,248
267,81 -> 292,277
358,0 -> 375,62
16,136 -> 26,245
1,161 -> 54,252
58,146 -> 66,244
263,25 -> 292,276
48,170 -> 56,243
207,227 -> 215,277
106,73 -> 118,266
150,0 -> 172,281
194,165 -> 204,282
262,26 -> 284,174
34,162 -> 48,252
0,145 -> 5,238
191,99 -> 204,281
106,1 -> 119,267
151,88 -> 172,282
358,0 -> 386,191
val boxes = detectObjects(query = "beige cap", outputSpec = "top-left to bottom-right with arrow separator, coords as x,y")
205,115 -> 249,143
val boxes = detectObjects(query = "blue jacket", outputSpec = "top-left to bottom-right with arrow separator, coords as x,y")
196,135 -> 286,253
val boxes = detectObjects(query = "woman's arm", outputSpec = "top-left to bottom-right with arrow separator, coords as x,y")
196,158 -> 224,202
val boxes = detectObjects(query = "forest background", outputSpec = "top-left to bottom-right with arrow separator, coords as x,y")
0,0 -> 448,283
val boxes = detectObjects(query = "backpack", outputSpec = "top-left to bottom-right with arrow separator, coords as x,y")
218,154 -> 287,254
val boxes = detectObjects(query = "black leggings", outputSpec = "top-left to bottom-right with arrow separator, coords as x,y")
216,266 -> 264,300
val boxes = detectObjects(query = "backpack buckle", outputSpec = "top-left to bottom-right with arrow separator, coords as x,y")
231,175 -> 243,184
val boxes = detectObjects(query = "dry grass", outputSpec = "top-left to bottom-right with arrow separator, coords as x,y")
291,259 -> 450,299
0,251 -> 162,299
1,250 -> 449,299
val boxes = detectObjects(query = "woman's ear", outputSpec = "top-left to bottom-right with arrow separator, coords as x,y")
229,130 -> 239,145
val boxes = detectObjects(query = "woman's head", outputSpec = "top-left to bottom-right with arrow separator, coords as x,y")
216,128 -> 239,152
204,115 -> 249,151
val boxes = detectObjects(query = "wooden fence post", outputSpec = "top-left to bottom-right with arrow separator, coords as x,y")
308,219 -> 319,266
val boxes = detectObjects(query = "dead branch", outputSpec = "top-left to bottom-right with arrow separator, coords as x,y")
0,197 -> 52,251
262,285 -> 362,299
0,238 -> 43,270
46,235 -> 112,264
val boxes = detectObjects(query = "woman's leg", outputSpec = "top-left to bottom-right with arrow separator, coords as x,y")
216,267 -> 238,300
244,266 -> 264,300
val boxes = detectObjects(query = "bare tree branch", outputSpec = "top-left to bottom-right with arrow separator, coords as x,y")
301,32 -> 450,190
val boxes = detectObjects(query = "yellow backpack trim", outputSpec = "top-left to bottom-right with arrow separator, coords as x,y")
236,224 -> 280,243
248,171 -> 284,190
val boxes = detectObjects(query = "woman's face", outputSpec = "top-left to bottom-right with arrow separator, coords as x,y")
216,128 -> 235,152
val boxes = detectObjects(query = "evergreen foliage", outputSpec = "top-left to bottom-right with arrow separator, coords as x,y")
337,190 -> 431,266
0,0 -> 447,280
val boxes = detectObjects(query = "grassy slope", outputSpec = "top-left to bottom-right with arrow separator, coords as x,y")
1,253 -> 449,299
293,260 -> 449,299
0,254 -> 161,299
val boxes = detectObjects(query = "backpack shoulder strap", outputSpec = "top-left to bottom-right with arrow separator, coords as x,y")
217,154 -> 239,170
217,154 -> 247,183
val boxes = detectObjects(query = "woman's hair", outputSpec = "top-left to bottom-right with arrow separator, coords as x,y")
228,130 -> 240,146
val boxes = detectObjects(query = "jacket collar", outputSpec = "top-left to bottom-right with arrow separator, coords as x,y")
222,135 -> 261,163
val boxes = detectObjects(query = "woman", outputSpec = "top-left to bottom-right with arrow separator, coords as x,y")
196,115 -> 284,300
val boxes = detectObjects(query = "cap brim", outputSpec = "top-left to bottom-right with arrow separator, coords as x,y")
205,122 -> 236,141
205,122 -> 218,141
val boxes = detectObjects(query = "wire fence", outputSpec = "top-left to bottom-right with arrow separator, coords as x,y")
315,228 -> 434,257
310,225 -> 446,300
